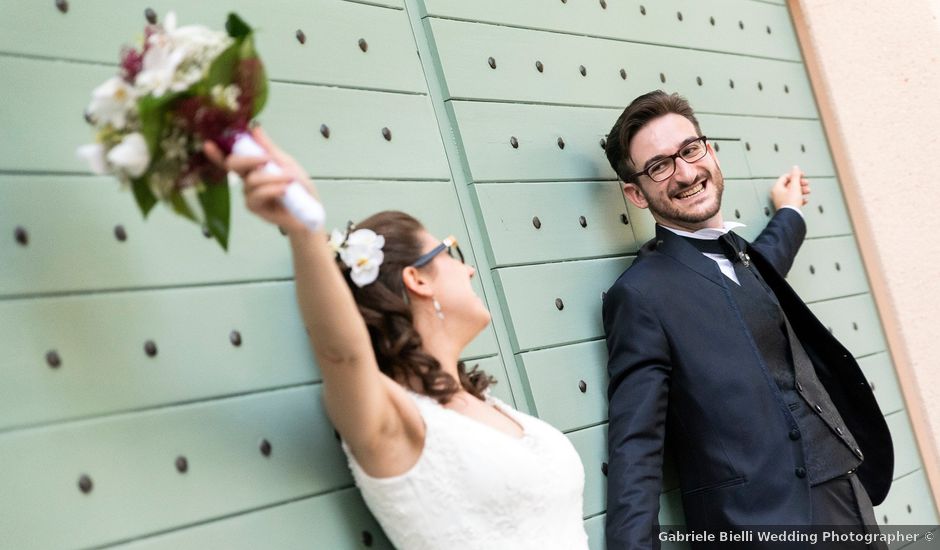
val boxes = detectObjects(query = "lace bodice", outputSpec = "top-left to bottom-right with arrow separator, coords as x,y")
342,391 -> 589,550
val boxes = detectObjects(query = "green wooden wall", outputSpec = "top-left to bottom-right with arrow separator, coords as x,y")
1,1 -> 935,548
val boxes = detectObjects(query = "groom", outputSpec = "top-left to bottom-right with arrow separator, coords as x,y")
602,91 -> 893,549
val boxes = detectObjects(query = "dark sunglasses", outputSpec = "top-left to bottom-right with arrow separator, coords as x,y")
410,235 -> 465,268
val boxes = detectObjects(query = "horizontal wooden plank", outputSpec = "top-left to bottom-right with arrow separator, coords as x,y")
568,423 -> 607,518
1,56 -> 447,178
518,340 -> 607,432
808,294 -> 888,358
0,386 -> 351,550
887,411 -> 923,480
788,235 -> 870,303
108,487 -> 392,550
430,18 -> 815,117
474,181 -> 636,266
0,177 -> 482,295
493,257 -> 633,352
423,0 -> 801,62
0,0 -> 421,92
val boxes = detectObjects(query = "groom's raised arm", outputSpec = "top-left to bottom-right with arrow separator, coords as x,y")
603,279 -> 672,550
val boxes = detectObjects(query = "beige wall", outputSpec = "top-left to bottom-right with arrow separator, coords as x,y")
790,0 -> 940,499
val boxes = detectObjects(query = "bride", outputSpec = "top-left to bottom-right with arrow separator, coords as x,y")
208,129 -> 589,550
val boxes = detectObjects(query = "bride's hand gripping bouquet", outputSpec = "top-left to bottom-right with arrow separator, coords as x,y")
76,11 -> 324,250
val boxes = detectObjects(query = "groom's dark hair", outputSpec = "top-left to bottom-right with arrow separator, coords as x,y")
605,90 -> 702,183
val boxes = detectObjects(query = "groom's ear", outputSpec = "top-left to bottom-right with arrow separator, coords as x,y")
622,182 -> 649,209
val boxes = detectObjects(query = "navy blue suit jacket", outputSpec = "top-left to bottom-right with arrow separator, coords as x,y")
603,208 -> 893,549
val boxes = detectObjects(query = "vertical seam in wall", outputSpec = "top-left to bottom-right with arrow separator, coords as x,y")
787,0 -> 940,515
401,0 -> 535,413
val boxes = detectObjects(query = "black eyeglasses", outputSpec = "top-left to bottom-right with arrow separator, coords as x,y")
410,235 -> 464,268
629,136 -> 709,183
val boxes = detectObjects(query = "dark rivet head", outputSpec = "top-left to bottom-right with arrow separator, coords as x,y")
835,262 -> 841,271
535,60 -> 544,73
78,474 -> 92,493
739,20 -> 745,30
620,68 -> 627,80
734,209 -> 741,219
230,330 -> 242,347
677,11 -> 683,21
202,224 -> 212,238
557,137 -> 566,149
870,381 -> 876,390
175,456 -> 188,473
510,136 -> 519,149
259,439 -> 272,457
908,505 -> 912,513
620,213 -> 629,225
696,76 -> 702,86
729,79 -> 735,89
114,225 -> 127,242
764,206 -> 771,217
710,16 -> 716,26
381,127 -> 392,141
14,226 -> 28,246
532,216 -> 541,229
600,138 -> 607,150
320,124 -> 330,139
660,72 -> 666,83
296,29 -> 306,44
801,144 -> 806,153
600,0 -> 607,8
828,326 -> 833,334
554,298 -> 564,310
333,429 -> 341,442
46,350 -> 62,369
83,109 -> 96,125
884,515 -> 889,524
809,265 -> 815,275
579,65 -> 587,77
358,38 -> 368,52
144,340 -> 158,357
784,84 -> 790,93
561,0 -> 566,3
640,5 -> 646,15
714,143 -> 720,152
55,0 -> 68,14
774,143 -> 779,152
361,531 -> 374,547
578,380 -> 587,393
487,56 -> 496,69
758,81 -> 763,91
578,215 -> 587,228
601,462 -> 609,476
766,25 -> 772,34
853,322 -> 859,331
144,8 -> 157,24
278,226 -> 288,236
745,142 -> 751,151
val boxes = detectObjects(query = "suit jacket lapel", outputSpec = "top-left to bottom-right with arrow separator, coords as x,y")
654,224 -> 728,288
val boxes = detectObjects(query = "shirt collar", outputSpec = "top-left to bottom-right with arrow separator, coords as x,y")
659,221 -> 746,240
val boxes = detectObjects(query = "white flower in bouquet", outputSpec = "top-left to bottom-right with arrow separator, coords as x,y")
76,143 -> 108,175
87,77 -> 138,129
106,133 -> 150,178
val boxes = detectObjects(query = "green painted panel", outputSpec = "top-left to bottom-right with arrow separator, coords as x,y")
0,57 -> 446,178
713,139 -> 753,180
788,235 -> 870,303
472,355 -> 516,407
809,294 -> 888,358
518,339 -> 607,432
584,514 -> 605,550
474,181 -> 636,267
0,178 -> 483,295
859,353 -> 905,416
0,1 -> 421,92
720,179 -> 767,242
568,423 -> 607,517
423,0 -> 801,62
0,385 -> 350,550
430,18 -> 815,118
493,257 -> 633,352
109,487 -> 392,550
887,411 -> 923,480
698,114 -> 836,178
754,177 -> 854,239
875,470 -> 940,526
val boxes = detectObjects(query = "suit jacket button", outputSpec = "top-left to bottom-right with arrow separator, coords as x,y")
789,429 -> 801,441
814,404 -> 823,414
795,467 -> 807,478
796,382 -> 804,392
855,448 -> 863,458
836,427 -> 844,436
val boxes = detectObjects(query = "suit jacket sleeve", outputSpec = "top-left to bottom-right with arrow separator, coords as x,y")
749,207 -> 807,277
604,280 -> 672,550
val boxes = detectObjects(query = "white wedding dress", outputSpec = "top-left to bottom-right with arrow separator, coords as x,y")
342,391 -> 590,550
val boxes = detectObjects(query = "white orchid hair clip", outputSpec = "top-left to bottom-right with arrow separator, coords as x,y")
328,221 -> 385,288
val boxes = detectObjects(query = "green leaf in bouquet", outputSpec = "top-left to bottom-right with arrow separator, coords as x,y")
137,92 -> 183,158
130,177 -> 158,217
225,13 -> 252,39
168,190 -> 199,222
198,181 -> 231,250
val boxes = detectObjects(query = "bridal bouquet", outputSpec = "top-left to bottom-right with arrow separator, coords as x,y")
77,12 -> 324,250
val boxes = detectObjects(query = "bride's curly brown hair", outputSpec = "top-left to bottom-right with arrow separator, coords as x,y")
335,210 -> 494,404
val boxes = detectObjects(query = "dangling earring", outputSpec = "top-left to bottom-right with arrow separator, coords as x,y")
432,297 -> 445,320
